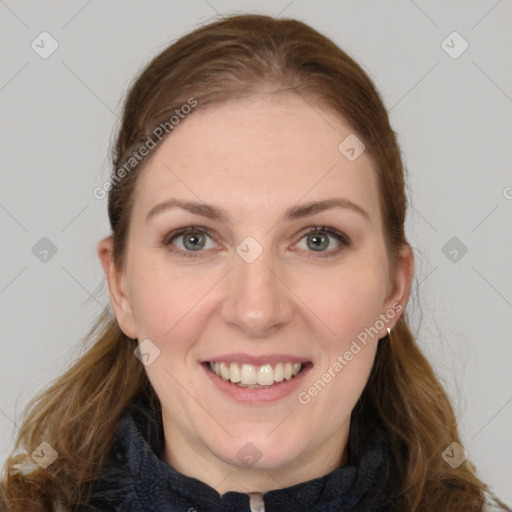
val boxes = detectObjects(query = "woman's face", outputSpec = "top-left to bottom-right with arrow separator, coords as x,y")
99,93 -> 413,492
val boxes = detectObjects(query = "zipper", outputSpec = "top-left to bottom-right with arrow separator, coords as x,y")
248,492 -> 265,512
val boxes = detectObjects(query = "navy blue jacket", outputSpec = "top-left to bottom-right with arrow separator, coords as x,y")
80,399 -> 403,511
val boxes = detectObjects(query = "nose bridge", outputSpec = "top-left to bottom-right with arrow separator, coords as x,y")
222,238 -> 292,334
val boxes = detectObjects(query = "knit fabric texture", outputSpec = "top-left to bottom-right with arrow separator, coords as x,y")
81,399 -> 402,512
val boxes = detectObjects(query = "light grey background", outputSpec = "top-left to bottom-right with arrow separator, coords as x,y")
1,0 -> 511,503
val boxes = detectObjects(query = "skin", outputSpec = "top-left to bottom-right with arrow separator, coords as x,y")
98,92 -> 414,495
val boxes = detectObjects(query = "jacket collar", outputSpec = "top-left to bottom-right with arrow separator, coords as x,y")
85,398 -> 398,511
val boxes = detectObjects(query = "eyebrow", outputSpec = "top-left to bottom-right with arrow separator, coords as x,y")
145,197 -> 371,225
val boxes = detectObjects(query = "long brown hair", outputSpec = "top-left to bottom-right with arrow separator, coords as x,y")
1,13 -> 508,511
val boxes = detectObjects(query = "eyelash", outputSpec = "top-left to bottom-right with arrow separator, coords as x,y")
161,225 -> 351,259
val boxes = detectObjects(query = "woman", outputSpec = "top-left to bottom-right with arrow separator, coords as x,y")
1,13 -> 510,512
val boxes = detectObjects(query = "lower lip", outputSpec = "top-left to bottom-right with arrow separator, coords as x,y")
201,363 -> 312,404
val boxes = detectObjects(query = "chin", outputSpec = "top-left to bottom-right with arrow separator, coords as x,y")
211,434 -> 306,471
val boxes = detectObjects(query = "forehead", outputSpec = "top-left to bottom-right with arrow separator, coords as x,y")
132,94 -> 381,225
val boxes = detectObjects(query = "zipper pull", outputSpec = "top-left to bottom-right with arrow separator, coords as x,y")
248,492 -> 265,512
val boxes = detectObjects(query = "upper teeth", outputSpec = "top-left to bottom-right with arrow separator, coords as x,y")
209,361 -> 302,386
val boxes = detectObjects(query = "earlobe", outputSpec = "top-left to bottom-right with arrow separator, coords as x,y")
97,236 -> 138,339
381,244 -> 415,334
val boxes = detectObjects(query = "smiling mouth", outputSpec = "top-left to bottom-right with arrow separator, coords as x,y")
204,361 -> 311,388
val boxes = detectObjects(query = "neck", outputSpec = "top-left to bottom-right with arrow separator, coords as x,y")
162,419 -> 350,496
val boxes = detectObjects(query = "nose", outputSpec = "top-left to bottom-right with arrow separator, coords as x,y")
220,244 -> 294,337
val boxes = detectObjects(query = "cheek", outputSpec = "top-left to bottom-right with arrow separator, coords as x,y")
128,259 -> 215,344
303,259 -> 388,342
314,342 -> 377,435
302,256 -> 386,418
302,267 -> 384,410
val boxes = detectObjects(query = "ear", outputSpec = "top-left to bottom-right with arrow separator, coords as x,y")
378,244 -> 415,337
97,236 -> 138,339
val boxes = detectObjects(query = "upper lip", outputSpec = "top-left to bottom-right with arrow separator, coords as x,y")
202,353 -> 311,366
